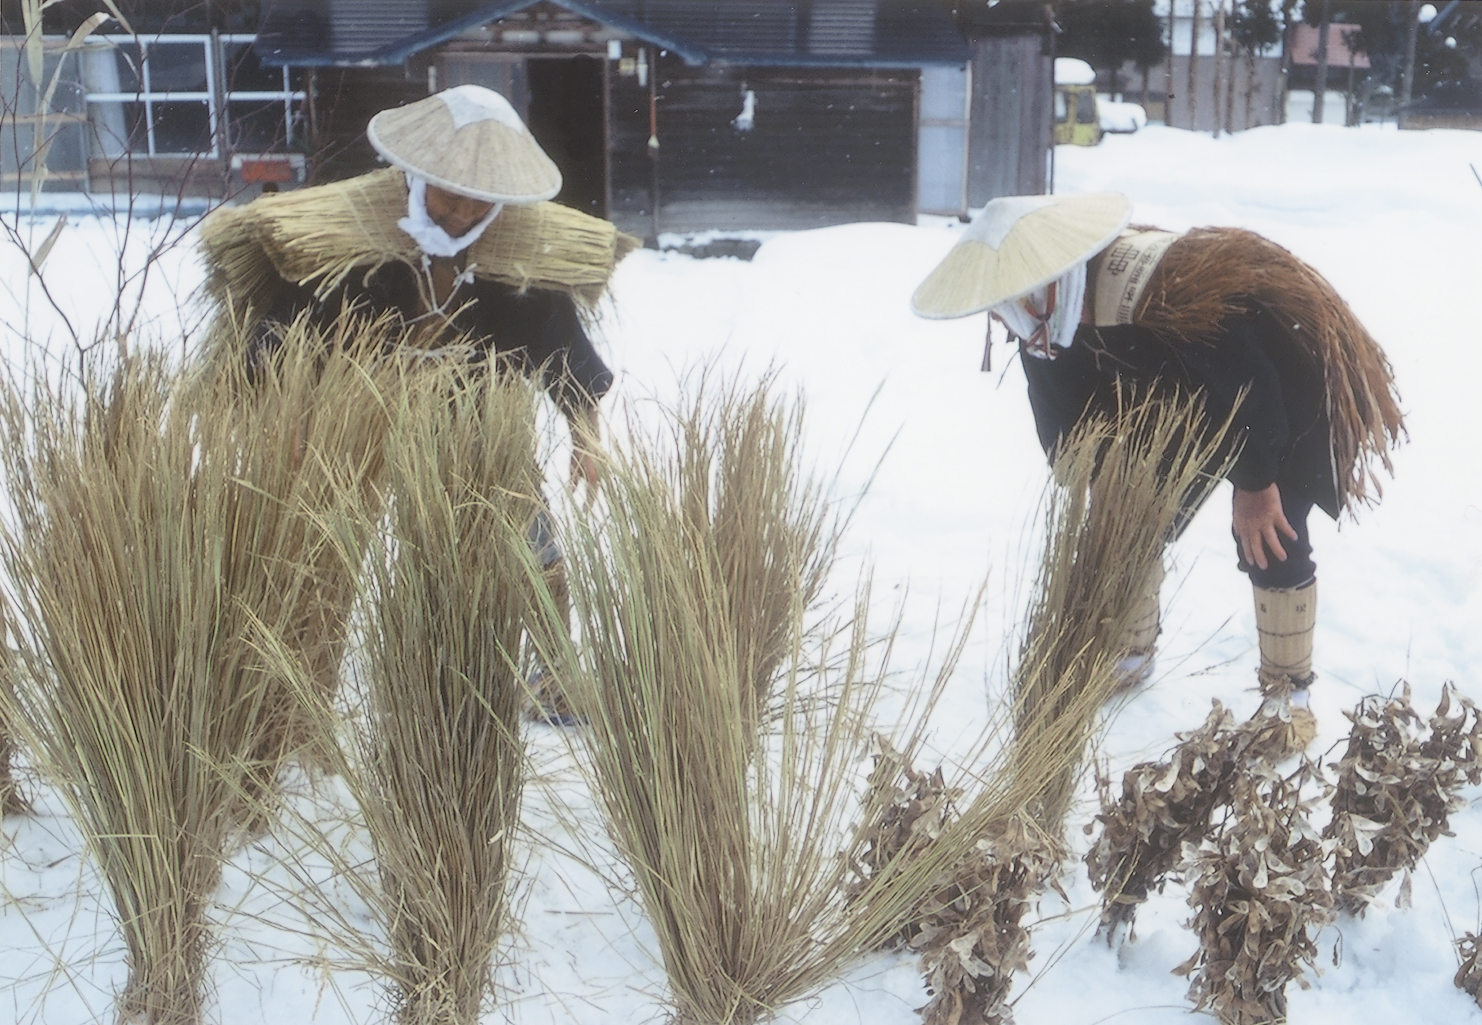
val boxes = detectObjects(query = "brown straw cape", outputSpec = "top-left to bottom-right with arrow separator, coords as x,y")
199,169 -> 640,317
367,86 -> 561,203
912,193 -> 1132,319
1126,227 -> 1405,514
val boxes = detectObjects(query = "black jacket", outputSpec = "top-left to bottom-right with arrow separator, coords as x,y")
254,258 -> 613,416
1020,307 -> 1337,518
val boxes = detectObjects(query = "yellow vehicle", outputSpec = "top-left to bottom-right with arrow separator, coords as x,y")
1053,58 -> 1102,146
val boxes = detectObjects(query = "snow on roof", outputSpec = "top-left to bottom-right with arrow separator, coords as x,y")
1055,57 -> 1095,86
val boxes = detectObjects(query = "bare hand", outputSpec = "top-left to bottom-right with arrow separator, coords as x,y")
1232,483 -> 1297,571
567,404 -> 602,503
569,447 -> 600,499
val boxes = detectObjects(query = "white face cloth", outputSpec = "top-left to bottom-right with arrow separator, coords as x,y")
992,263 -> 1087,360
398,174 -> 503,257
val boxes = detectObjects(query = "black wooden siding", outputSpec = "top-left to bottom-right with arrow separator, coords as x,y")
609,61 -> 917,236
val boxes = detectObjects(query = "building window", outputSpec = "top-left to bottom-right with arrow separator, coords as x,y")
81,34 -> 306,159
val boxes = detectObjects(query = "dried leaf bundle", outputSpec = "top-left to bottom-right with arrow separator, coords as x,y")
1176,758 -> 1334,1025
859,740 -> 1060,1025
1324,683 -> 1482,916
1085,702 -> 1249,936
1455,933 -> 1482,1009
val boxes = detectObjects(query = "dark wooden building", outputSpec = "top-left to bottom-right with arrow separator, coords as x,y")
5,1 -> 1056,226
255,0 -> 980,237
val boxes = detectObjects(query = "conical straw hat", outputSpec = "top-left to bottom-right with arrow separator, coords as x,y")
912,193 -> 1132,319
367,85 -> 562,204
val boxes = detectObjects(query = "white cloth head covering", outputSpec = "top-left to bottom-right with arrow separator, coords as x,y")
368,85 -> 561,204
994,264 -> 1086,359
398,174 -> 502,257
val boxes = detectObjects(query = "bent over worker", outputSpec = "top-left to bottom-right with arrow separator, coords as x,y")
199,85 -> 638,720
912,193 -> 1404,747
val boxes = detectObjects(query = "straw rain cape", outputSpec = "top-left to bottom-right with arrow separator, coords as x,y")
199,168 -> 640,320
1087,227 -> 1405,515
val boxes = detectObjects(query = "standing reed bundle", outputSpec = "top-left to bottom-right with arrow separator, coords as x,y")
539,378 -> 856,1025
1005,392 -> 1232,830
0,679 -> 24,816
541,374 -> 1114,1025
258,362 -> 542,1025
0,333 -> 391,1024
198,309 -> 405,712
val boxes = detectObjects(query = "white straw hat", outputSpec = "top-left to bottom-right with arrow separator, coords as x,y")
367,85 -> 562,204
912,192 -> 1132,319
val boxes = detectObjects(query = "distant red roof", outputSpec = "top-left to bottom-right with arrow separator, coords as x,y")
1291,23 -> 1370,69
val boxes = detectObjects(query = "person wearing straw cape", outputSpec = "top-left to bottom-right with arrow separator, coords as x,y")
199,85 -> 639,721
912,193 -> 1403,751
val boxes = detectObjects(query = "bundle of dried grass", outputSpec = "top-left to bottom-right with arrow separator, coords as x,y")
674,371 -> 838,734
1133,227 -> 1404,512
0,335 -> 394,1024
1085,702 -> 1248,936
0,688 -> 25,816
1007,392 -> 1231,829
258,363 -> 542,1025
193,311 -> 403,779
198,168 -> 640,326
1176,758 -> 1334,1025
540,378 -> 851,1025
541,374 -> 1050,1025
1324,683 -> 1482,917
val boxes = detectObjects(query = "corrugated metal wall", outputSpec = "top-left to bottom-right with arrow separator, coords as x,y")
327,0 -> 429,57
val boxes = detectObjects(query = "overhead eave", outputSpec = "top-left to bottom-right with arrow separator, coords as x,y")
258,0 -> 709,68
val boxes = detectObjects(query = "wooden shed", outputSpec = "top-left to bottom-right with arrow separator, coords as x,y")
5,1 -> 1057,225
256,0 -> 985,238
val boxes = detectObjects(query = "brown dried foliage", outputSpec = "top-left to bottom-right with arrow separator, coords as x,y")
1455,933 -> 1482,1009
1324,683 -> 1482,917
1085,702 -> 1247,936
859,740 -> 1061,1025
1176,758 -> 1334,1025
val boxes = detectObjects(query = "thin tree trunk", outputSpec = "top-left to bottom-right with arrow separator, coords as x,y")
1226,22 -> 1238,133
1398,0 -> 1421,129
1189,0 -> 1202,130
1312,0 -> 1332,124
1166,0 -> 1177,125
1245,47 -> 1257,129
1213,0 -> 1225,136
1278,4 -> 1294,124
1346,60 -> 1357,126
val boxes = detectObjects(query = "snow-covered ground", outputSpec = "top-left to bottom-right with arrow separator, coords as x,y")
2,121 -> 1481,1024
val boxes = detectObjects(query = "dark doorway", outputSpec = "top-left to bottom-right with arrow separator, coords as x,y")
525,55 -> 607,218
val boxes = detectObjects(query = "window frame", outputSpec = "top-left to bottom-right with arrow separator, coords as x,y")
82,33 -> 307,159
